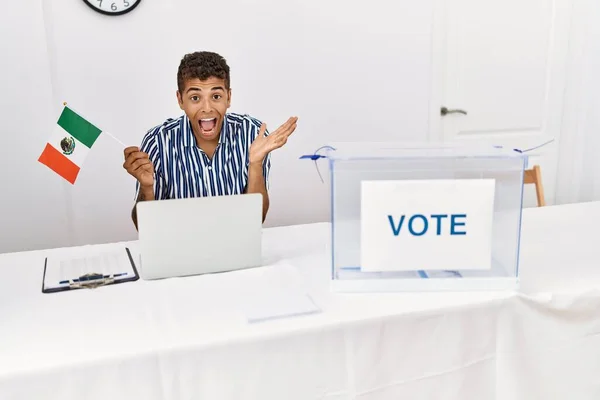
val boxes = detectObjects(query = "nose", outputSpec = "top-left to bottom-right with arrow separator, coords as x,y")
199,96 -> 211,113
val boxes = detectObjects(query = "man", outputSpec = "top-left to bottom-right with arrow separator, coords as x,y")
123,51 -> 297,229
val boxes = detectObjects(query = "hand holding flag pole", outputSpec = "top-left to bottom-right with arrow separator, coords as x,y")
38,102 -> 128,184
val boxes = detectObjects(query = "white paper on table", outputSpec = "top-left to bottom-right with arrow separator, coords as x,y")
43,248 -> 137,291
239,262 -> 321,323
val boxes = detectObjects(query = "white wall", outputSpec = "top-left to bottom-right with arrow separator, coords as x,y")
0,0 -> 436,253
3,0 -> 600,254
0,1 -> 73,253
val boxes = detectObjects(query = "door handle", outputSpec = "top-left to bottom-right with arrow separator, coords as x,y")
441,107 -> 467,116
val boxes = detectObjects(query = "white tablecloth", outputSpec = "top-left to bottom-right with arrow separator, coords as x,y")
1,202 -> 600,399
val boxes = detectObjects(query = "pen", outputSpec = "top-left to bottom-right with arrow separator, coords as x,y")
59,272 -> 128,285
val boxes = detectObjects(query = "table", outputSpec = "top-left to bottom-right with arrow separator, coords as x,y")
1,202 -> 600,400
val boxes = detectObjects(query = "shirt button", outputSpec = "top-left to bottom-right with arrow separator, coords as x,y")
208,166 -> 212,171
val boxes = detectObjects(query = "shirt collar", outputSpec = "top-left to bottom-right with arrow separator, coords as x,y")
182,114 -> 229,147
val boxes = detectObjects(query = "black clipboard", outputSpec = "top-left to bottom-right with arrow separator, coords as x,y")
41,247 -> 140,293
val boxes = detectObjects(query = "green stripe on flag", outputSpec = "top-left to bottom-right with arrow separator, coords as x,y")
57,106 -> 102,148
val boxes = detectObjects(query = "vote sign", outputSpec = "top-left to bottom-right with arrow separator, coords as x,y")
360,179 -> 495,272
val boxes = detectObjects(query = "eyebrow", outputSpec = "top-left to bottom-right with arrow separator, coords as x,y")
186,86 -> 225,93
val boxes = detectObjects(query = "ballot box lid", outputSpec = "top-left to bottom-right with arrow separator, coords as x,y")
321,141 -> 527,161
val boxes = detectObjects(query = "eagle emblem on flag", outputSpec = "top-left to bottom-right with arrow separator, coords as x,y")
60,136 -> 75,155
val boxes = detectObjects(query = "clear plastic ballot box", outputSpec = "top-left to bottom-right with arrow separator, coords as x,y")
316,142 -> 528,292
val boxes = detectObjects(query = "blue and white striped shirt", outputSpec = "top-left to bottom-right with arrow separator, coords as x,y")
134,113 -> 270,200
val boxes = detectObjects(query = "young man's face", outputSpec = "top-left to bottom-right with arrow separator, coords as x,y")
177,76 -> 231,143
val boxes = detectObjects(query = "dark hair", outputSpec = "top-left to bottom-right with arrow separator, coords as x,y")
177,51 -> 230,93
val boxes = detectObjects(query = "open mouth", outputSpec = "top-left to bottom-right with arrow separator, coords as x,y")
199,118 -> 217,133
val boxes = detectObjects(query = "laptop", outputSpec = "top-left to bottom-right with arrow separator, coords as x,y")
135,193 -> 263,280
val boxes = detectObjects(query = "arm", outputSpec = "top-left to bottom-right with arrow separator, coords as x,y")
247,116 -> 298,222
131,184 -> 156,231
245,160 -> 270,222
124,130 -> 162,230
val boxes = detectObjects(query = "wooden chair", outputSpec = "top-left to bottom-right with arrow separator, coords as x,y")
524,164 -> 546,207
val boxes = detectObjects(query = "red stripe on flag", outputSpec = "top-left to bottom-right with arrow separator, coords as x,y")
38,143 -> 80,184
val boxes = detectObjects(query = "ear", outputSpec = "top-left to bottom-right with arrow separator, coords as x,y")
176,90 -> 184,110
226,88 -> 232,108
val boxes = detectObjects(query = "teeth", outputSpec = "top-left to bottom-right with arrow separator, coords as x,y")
200,118 -> 216,121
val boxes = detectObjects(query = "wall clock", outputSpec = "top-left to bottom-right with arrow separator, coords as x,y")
82,0 -> 142,16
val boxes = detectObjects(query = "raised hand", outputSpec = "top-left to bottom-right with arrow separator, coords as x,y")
249,116 -> 298,164
123,146 -> 154,188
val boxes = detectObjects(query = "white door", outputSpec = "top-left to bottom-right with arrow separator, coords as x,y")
429,0 -> 573,207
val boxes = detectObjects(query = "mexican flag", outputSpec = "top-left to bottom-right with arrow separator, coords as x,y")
38,105 -> 102,184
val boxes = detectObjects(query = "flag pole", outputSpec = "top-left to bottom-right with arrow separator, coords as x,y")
102,131 -> 127,148
62,102 -> 127,148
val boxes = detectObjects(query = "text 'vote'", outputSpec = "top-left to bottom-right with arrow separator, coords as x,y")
387,214 -> 467,236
